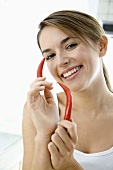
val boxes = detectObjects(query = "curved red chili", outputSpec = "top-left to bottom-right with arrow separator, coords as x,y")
57,82 -> 72,121
37,58 -> 45,77
37,58 -> 72,121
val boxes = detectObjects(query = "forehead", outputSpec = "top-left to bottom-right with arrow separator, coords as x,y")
39,26 -> 71,49
40,26 -> 68,39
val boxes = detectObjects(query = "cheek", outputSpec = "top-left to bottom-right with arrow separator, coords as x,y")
75,46 -> 95,63
70,45 -> 87,61
47,63 -> 57,77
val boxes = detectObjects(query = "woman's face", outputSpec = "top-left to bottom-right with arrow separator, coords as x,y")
39,26 -> 101,92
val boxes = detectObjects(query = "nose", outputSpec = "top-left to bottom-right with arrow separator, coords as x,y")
57,53 -> 69,67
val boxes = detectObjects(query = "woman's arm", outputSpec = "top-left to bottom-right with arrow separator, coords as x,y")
22,103 -> 53,170
31,136 -> 52,170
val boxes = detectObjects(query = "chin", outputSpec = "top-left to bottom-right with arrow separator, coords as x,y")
68,86 -> 81,92
70,82 -> 88,92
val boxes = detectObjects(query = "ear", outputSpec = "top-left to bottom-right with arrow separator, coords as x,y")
99,35 -> 108,57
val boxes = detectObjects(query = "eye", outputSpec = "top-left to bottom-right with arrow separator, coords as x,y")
65,43 -> 77,50
46,53 -> 56,60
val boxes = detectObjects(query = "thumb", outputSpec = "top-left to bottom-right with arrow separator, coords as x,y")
44,88 -> 55,104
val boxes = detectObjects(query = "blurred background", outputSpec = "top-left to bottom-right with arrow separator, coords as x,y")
0,0 -> 113,169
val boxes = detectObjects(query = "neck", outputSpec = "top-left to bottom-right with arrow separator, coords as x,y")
72,79 -> 113,117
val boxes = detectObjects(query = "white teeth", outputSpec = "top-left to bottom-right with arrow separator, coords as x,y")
63,66 -> 81,78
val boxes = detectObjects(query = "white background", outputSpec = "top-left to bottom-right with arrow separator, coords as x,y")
0,0 -> 113,134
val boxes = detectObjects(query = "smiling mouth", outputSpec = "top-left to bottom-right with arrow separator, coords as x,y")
61,65 -> 82,78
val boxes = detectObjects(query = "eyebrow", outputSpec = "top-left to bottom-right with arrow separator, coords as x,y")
42,36 -> 71,55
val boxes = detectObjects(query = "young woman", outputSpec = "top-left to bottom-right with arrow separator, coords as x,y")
22,10 -> 113,170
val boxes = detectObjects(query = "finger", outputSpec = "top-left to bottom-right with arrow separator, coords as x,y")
58,120 -> 78,144
44,88 -> 54,104
30,77 -> 46,88
51,133 -> 67,156
31,81 -> 53,90
55,126 -> 75,151
27,85 -> 45,104
48,141 -> 59,160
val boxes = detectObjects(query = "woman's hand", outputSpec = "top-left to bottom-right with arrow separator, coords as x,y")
27,77 -> 59,136
48,120 -> 78,170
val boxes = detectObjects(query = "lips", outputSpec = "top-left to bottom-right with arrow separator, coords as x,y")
61,65 -> 82,78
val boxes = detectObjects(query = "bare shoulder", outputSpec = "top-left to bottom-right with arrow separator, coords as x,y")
22,102 -> 37,169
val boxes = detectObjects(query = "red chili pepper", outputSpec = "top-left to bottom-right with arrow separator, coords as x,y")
57,82 -> 72,121
37,58 -> 45,77
37,58 -> 72,121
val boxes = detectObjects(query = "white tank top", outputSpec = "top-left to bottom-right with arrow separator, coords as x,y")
73,147 -> 113,170
53,92 -> 113,170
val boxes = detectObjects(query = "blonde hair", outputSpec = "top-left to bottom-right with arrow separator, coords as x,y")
37,10 -> 112,92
